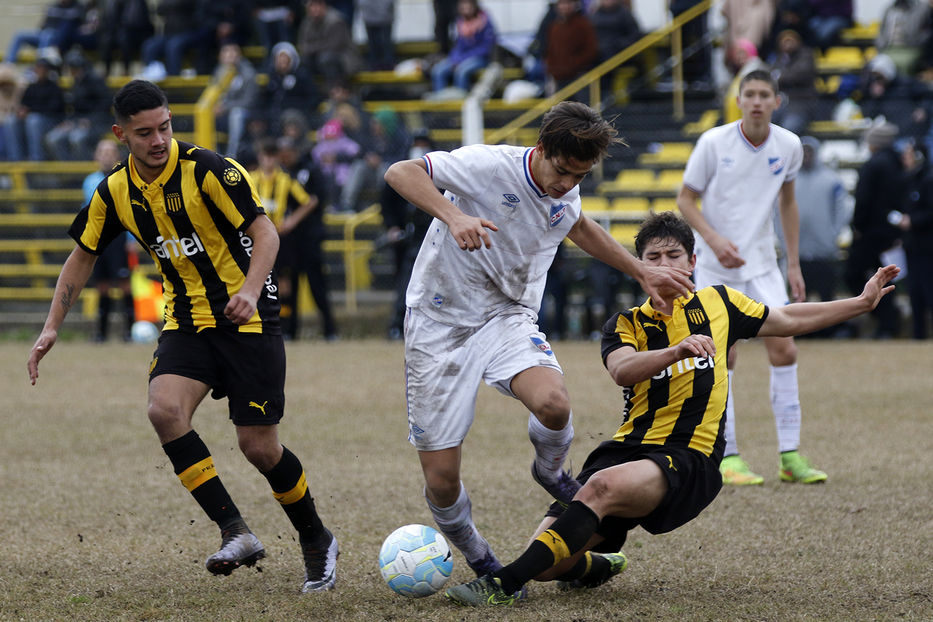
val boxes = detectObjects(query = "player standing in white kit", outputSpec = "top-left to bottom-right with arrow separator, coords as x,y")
385,101 -> 694,581
677,69 -> 827,486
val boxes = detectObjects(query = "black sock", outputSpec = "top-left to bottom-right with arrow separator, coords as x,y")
122,291 -> 135,333
97,295 -> 111,339
162,430 -> 241,527
554,551 -> 608,582
263,446 -> 325,541
494,500 -> 599,594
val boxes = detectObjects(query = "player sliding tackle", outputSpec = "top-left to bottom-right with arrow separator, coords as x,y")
444,212 -> 899,606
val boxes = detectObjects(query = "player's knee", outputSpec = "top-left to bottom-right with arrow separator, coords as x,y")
533,388 -> 571,429
237,434 -> 280,472
147,399 -> 187,434
576,471 -> 613,512
768,339 -> 798,366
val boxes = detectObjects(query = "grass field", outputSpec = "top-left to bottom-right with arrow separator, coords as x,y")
2,338 -> 931,621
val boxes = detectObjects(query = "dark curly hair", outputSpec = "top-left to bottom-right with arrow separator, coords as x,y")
634,211 -> 695,258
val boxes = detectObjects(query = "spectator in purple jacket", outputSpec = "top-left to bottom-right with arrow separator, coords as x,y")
430,0 -> 497,92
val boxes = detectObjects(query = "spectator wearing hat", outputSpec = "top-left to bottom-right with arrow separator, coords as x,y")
4,57 -> 64,161
45,51 -> 110,160
857,53 -> 929,142
257,41 -> 320,135
311,118 -> 361,210
845,122 -> 904,338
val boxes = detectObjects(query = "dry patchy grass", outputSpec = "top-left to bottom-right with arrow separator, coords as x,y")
1,339 -> 931,621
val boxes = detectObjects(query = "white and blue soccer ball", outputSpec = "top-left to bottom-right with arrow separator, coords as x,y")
130,321 -> 159,344
378,524 -> 453,598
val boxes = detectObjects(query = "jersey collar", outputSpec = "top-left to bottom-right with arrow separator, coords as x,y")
640,291 -> 697,319
524,147 -> 549,198
128,138 -> 179,190
737,121 -> 771,151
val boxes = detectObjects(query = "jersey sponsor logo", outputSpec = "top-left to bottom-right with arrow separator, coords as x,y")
768,157 -> 785,175
239,232 -> 279,299
165,192 -> 182,212
223,167 -> 243,186
549,202 -> 568,227
248,400 -> 268,415
530,336 -> 553,356
150,232 -> 205,259
652,354 -> 714,380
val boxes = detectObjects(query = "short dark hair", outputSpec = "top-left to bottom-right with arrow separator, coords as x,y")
738,69 -> 779,96
634,211 -> 695,258
112,80 -> 168,124
537,101 -> 624,164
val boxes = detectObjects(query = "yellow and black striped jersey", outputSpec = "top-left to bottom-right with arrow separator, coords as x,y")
250,167 -> 311,229
69,139 -> 279,334
600,285 -> 768,460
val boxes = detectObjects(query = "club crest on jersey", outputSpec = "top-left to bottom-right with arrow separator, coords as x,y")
768,157 -> 785,175
530,336 -> 553,356
165,192 -> 182,212
431,294 -> 444,307
549,202 -> 568,227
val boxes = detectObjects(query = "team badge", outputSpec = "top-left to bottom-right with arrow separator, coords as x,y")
165,192 -> 182,212
768,157 -> 785,175
687,308 -> 707,325
549,202 -> 567,227
223,167 -> 242,185
529,336 -> 553,356
431,294 -> 444,307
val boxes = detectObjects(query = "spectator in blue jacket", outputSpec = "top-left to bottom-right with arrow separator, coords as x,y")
430,0 -> 497,92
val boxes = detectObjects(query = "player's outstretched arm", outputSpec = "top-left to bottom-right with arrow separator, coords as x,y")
606,334 -> 716,387
758,265 -> 899,338
27,247 -> 96,385
384,158 -> 497,251
568,215 -> 693,301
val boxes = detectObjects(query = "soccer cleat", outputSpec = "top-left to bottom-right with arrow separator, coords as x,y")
720,454 -> 764,486
205,530 -> 266,576
445,575 -> 517,607
467,550 -> 526,599
779,451 -> 827,484
301,529 -> 339,593
531,462 -> 581,508
557,551 -> 628,590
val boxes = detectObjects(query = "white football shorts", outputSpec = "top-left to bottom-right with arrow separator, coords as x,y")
404,306 -> 563,451
694,264 -> 789,308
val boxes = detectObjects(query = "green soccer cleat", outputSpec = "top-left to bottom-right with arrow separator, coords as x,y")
445,575 -> 517,607
557,551 -> 628,590
779,451 -> 827,484
720,454 -> 764,486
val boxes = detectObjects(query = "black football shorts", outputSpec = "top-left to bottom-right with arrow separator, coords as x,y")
149,329 -> 286,425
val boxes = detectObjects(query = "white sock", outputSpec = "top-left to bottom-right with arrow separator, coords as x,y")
723,369 -> 739,457
771,363 -> 801,453
528,411 -> 574,479
425,483 -> 491,564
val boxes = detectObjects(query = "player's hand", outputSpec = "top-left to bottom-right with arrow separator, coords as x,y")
673,334 -> 715,361
640,264 -> 694,303
224,291 -> 259,325
859,265 -> 899,309
710,234 -> 745,269
448,212 -> 498,251
27,329 -> 58,385
787,263 -> 806,302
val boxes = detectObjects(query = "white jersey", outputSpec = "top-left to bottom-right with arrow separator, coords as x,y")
683,121 -> 802,282
407,144 -> 581,327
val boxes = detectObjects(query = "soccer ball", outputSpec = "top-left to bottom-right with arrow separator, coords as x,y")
130,321 -> 159,344
378,524 -> 453,597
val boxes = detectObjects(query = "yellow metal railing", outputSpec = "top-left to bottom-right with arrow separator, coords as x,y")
321,204 -> 383,312
486,0 -> 712,152
193,69 -> 233,151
